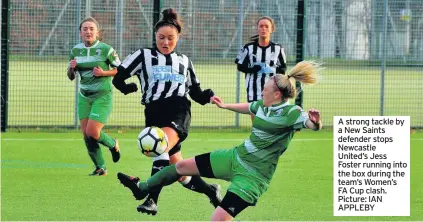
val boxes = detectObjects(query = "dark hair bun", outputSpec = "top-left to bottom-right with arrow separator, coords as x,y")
162,8 -> 178,21
154,8 -> 183,33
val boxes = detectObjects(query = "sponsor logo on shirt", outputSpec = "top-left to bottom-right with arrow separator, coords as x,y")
153,66 -> 184,83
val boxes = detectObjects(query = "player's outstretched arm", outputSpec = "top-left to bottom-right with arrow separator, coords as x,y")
305,108 -> 322,131
211,96 -> 250,114
237,64 -> 261,74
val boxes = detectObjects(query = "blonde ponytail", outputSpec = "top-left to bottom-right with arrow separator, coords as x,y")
274,61 -> 322,99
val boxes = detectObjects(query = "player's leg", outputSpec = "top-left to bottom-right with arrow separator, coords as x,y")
166,105 -> 223,207
85,120 -> 109,175
137,126 -> 177,215
170,148 -> 222,208
125,151 -> 230,210
81,118 -> 106,175
211,192 -> 250,221
138,98 -> 189,215
118,150 -> 231,201
211,207 -> 233,221
86,92 -> 120,163
215,160 -> 267,219
117,157 -> 197,202
78,94 -> 105,175
123,150 -> 233,193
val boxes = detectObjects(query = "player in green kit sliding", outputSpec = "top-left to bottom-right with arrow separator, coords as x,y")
117,61 -> 323,220
67,17 -> 121,176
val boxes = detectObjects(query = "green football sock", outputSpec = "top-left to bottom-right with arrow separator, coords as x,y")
139,164 -> 180,191
97,131 -> 115,149
85,136 -> 105,169
93,149 -> 106,169
84,136 -> 98,166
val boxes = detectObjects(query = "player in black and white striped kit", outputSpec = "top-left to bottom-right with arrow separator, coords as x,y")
113,8 -> 222,216
235,16 -> 287,118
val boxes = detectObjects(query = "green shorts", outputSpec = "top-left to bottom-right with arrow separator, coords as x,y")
78,91 -> 113,124
210,148 -> 269,205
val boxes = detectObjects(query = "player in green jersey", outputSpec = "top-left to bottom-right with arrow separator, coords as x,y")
117,61 -> 323,220
67,17 -> 121,176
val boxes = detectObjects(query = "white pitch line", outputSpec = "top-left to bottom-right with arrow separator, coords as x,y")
1,138 -> 422,142
0,138 -> 330,142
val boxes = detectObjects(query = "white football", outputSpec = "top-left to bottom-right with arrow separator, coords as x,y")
137,126 -> 168,157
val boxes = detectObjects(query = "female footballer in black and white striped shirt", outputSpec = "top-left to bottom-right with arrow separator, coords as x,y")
113,8 -> 221,216
235,16 -> 287,104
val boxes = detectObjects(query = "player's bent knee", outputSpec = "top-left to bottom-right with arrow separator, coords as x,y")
87,135 -> 100,142
175,160 -> 188,173
175,158 -> 197,175
211,207 -> 233,221
86,130 -> 100,140
219,191 -> 250,218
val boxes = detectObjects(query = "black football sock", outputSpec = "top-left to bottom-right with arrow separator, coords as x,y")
84,136 -> 105,169
148,153 -> 170,203
182,175 -> 216,197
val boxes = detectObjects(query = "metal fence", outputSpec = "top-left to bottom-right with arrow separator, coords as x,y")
2,0 -> 423,130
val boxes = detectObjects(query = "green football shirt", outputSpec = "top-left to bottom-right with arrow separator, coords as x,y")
69,40 -> 121,96
235,100 -> 309,182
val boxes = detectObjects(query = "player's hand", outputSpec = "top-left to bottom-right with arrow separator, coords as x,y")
211,96 -> 226,109
260,63 -> 276,74
210,95 -> 222,104
69,59 -> 77,69
250,64 -> 261,73
93,66 -> 104,77
124,83 -> 138,95
308,108 -> 321,124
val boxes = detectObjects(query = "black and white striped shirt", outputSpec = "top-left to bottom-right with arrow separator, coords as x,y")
114,47 -> 213,105
235,41 -> 286,102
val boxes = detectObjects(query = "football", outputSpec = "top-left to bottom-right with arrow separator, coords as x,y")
137,126 -> 168,157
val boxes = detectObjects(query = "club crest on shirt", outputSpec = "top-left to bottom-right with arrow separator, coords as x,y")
96,49 -> 102,56
275,109 -> 283,115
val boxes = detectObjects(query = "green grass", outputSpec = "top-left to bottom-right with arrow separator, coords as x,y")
7,60 -> 423,128
1,131 -> 422,221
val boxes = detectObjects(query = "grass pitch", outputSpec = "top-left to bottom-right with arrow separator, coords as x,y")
1,131 -> 422,221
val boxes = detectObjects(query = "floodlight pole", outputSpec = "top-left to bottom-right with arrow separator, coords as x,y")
116,0 -> 124,55
152,0 -> 162,47
235,0 -> 243,128
380,0 -> 388,116
73,0 -> 82,129
1,0 -> 10,132
295,0 -> 306,109
85,0 -> 91,17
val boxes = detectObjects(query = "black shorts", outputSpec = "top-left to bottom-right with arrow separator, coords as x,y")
144,97 -> 191,142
